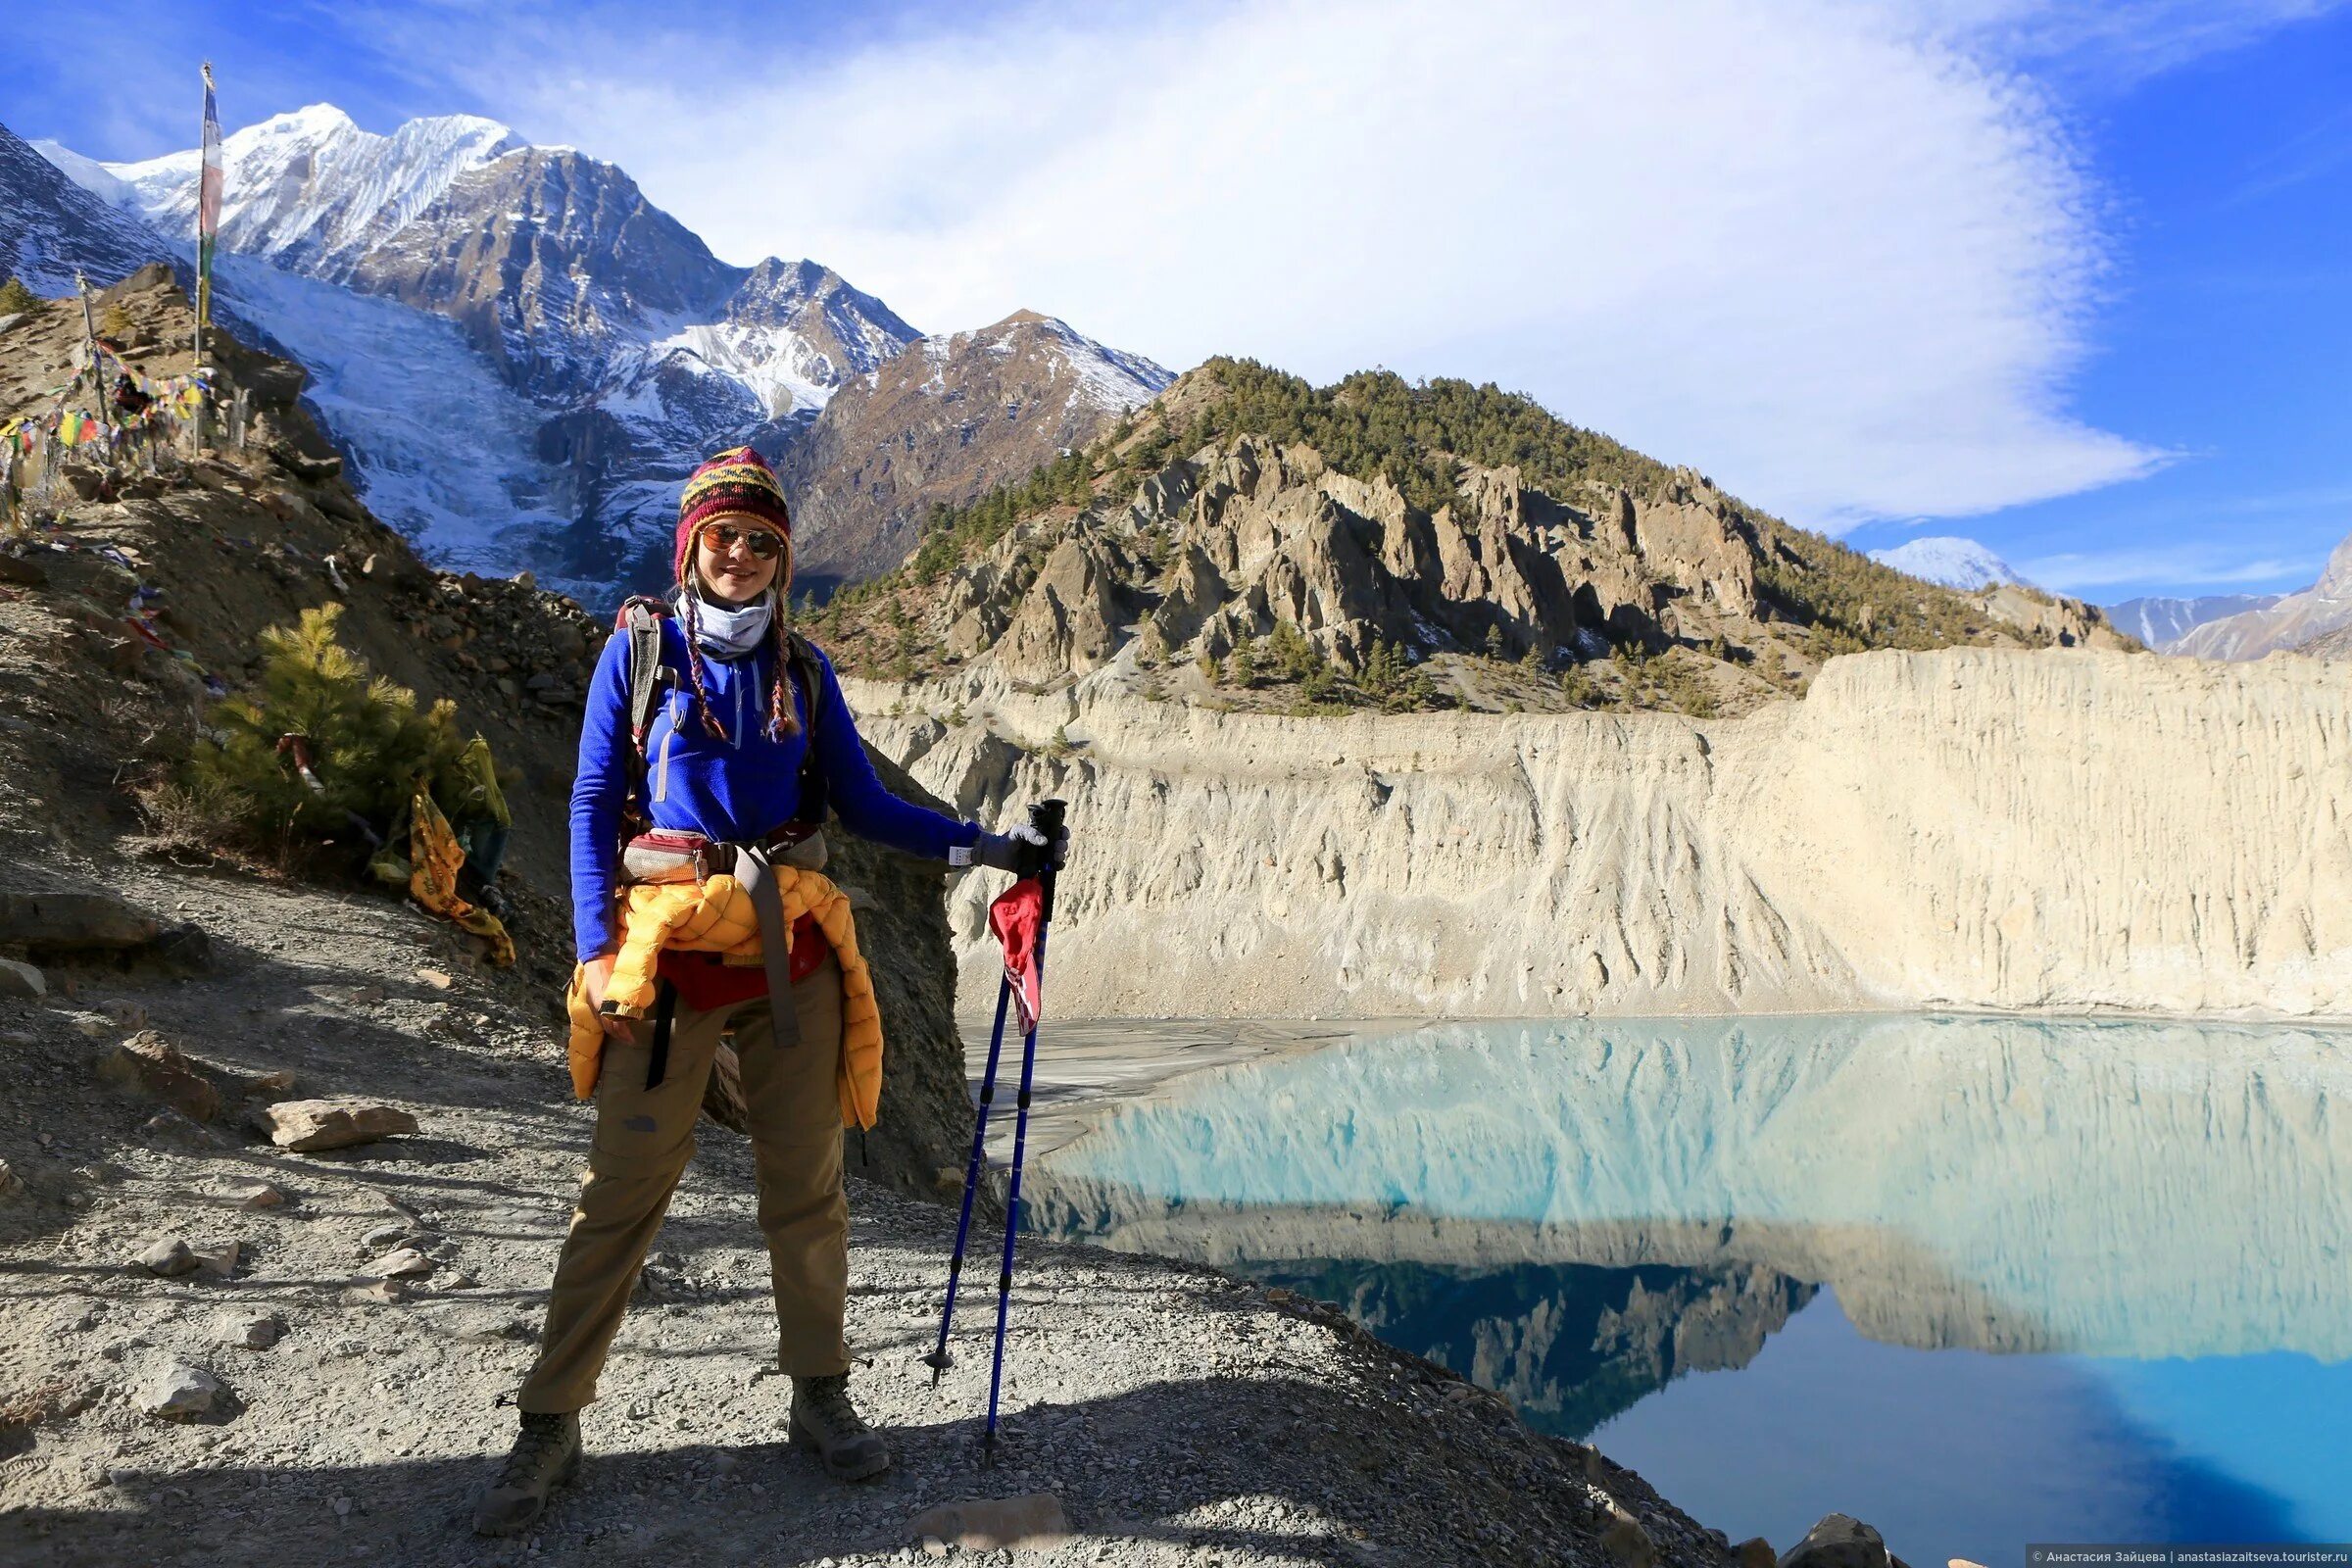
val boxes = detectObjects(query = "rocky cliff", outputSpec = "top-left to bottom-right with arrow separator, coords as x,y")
849,646 -> 2352,1020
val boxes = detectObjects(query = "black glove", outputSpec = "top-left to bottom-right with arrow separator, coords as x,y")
971,820 -> 1066,877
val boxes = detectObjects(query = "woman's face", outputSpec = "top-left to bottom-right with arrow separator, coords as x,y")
694,520 -> 786,605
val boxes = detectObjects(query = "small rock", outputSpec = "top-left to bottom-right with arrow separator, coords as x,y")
416,967 -> 454,991
360,1223 -> 409,1252
1779,1514 -> 1892,1568
98,1032 -> 223,1122
366,1248 -> 434,1280
226,1179 -> 288,1210
142,1363 -> 225,1421
350,984 -> 387,1006
134,1237 -> 198,1276
920,1540 -> 948,1559
244,1069 -> 297,1097
344,1279 -> 413,1306
0,956 -> 45,1000
909,1494 -> 1069,1553
213,1310 -> 285,1349
249,1099 -> 418,1152
0,1158 -> 23,1199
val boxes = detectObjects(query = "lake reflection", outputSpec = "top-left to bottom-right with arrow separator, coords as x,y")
1022,1014 -> 2352,1556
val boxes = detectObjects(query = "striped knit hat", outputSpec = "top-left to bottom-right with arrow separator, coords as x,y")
674,445 -> 792,581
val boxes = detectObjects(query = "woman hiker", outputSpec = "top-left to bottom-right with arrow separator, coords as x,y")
474,447 -> 1059,1538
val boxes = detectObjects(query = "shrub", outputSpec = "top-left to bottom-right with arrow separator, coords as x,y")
0,276 -> 39,316
182,605 -> 468,858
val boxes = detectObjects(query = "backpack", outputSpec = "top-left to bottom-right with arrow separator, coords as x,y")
612,595 -> 831,857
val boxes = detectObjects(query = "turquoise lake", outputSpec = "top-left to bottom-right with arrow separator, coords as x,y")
1020,1014 -> 2352,1563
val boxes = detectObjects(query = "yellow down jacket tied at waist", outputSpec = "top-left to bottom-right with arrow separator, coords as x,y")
564,865 -> 884,1130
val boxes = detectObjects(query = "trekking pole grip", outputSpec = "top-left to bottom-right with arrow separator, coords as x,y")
1029,798 -> 1066,921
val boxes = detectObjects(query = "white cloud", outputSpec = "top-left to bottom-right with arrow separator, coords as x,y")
461,0 -> 2181,531
2021,546 -> 2317,592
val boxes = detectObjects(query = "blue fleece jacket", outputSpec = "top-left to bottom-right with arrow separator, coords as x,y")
569,620 -> 978,959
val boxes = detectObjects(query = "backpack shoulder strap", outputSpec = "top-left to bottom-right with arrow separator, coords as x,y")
615,596 -> 673,752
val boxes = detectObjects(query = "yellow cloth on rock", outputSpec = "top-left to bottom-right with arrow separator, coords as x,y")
564,865 -> 883,1131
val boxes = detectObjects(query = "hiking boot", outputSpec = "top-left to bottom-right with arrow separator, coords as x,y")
471,1410 -> 581,1537
790,1373 -> 890,1481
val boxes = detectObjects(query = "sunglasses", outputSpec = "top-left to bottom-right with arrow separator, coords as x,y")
700,522 -> 784,560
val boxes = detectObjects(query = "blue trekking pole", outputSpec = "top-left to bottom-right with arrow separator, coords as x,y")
923,971 -> 1012,1386
982,798 -> 1064,1463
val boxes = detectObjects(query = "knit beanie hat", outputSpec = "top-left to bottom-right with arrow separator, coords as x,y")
675,446 -> 792,582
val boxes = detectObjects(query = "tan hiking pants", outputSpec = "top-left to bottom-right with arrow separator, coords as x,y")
517,954 -> 850,1413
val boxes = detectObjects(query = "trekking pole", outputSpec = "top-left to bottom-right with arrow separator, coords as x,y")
982,798 -> 1065,1463
923,968 -> 1014,1386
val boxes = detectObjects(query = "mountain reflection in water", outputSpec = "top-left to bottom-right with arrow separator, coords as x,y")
1020,1013 -> 2352,1549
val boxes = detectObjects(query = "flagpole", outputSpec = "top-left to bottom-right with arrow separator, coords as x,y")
193,61 -> 220,454
74,271 -> 117,441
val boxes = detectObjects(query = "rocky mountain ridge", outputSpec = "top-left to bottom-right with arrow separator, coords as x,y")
816,363 -> 2131,718
2101,590 -> 2286,650
783,310 -> 1173,594
2172,527 -> 2352,660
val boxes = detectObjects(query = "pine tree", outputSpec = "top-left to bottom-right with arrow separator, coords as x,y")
187,604 -> 467,844
1229,642 -> 1258,688
1484,624 -> 1505,661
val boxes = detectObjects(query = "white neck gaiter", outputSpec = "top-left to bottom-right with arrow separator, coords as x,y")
679,586 -> 774,658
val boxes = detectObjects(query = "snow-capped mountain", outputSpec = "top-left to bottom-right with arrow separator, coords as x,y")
1868,535 -> 2027,591
2100,592 -> 2286,651
2,122 -> 174,296
90,105 -> 527,283
24,107 -> 952,598
783,309 -> 1175,587
22,103 -> 1168,603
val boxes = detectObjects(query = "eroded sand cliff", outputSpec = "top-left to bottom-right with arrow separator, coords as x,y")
848,648 -> 2352,1019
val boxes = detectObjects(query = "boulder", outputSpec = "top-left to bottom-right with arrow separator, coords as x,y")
0,890 -> 160,954
1779,1515 -> 1891,1568
97,1032 -> 223,1122
249,1099 -> 418,1152
0,552 -> 46,588
1739,1540 -> 1778,1568
1600,1500 -> 1658,1568
0,957 -> 45,999
133,1237 -> 198,1276
907,1494 -> 1069,1553
142,1362 -> 226,1421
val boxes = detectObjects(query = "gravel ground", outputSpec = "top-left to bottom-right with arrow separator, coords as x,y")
0,863 -> 1741,1568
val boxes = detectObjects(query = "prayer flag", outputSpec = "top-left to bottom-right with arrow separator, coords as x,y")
196,64 -> 222,332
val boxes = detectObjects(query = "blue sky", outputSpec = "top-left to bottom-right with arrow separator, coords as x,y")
4,1 -> 2346,601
